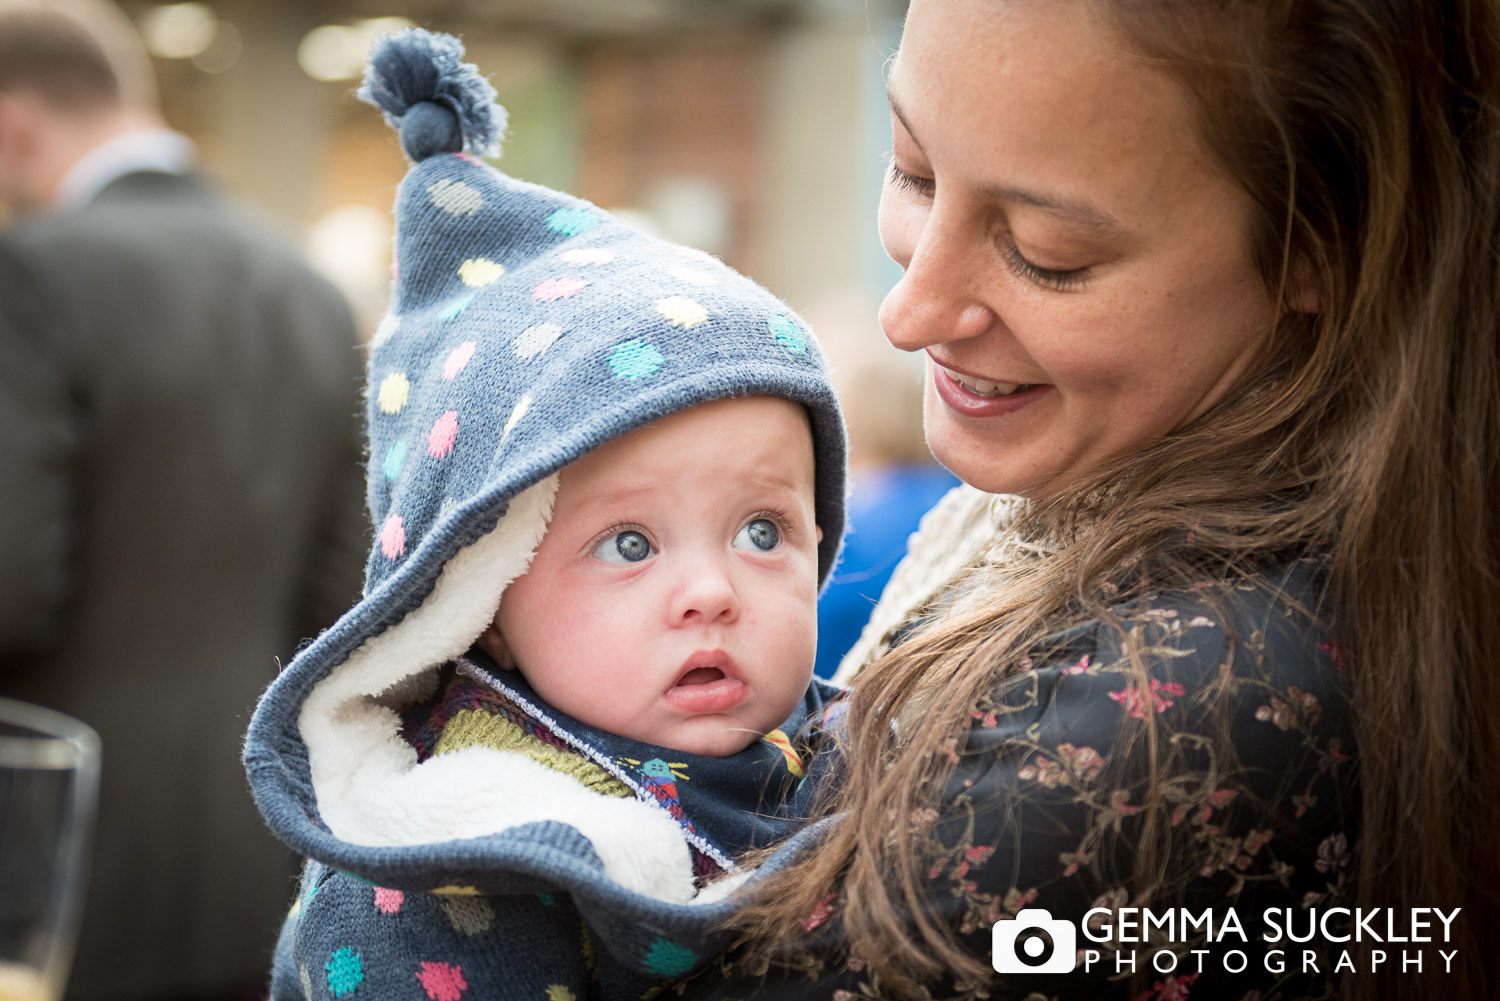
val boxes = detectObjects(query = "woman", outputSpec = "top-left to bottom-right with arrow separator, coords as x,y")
681,0 -> 1498,998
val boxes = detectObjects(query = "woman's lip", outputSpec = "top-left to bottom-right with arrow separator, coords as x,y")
932,363 -> 1051,417
664,677 -> 748,714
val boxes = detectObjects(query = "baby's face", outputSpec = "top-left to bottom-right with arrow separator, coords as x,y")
488,396 -> 821,757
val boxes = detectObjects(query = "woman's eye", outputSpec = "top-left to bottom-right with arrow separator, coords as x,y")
887,161 -> 935,198
734,519 -> 781,552
1004,241 -> 1090,292
592,530 -> 653,564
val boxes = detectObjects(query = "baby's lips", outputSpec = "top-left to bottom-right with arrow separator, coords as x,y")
663,676 -> 748,714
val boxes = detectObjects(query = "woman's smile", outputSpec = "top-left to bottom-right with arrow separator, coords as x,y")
930,358 -> 1051,417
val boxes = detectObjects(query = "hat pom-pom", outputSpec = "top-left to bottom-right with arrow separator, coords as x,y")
358,28 -> 506,161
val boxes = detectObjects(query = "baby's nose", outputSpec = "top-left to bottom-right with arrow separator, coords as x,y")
669,560 -> 741,625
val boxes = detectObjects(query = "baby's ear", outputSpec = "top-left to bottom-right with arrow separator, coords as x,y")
476,621 -> 517,671
816,525 -> 824,544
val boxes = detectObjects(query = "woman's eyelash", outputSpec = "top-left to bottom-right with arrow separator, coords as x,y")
888,157 -> 1090,292
1002,242 -> 1090,292
887,161 -> 936,197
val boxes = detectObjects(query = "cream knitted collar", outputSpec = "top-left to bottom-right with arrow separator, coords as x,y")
831,484 -> 1029,685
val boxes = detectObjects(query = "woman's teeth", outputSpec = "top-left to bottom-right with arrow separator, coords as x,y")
945,368 -> 1028,397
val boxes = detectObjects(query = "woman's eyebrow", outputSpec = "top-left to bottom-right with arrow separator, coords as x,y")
887,86 -> 1127,236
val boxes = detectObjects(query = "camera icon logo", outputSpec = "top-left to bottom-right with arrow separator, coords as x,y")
992,908 -> 1077,974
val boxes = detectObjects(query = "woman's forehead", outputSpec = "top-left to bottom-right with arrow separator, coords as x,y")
889,0 -> 1217,228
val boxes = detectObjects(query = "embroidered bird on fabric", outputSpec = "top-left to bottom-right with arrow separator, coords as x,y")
620,757 -> 691,824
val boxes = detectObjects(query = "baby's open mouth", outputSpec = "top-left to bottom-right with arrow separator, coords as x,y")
665,655 -> 746,714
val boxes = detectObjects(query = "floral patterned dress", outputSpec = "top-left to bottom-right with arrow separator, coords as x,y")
674,553 -> 1358,1001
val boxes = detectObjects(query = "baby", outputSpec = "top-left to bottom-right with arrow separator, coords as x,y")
476,393 -> 824,761
244,29 -> 846,1001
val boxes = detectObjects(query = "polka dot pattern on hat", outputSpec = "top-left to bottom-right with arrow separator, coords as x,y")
558,247 -> 614,266
382,441 -> 407,481
532,277 -> 587,301
512,322 -> 563,359
427,178 -> 483,215
441,341 -> 476,379
502,395 -> 531,436
546,207 -> 603,236
655,296 -> 709,328
377,373 -> 410,415
356,64 -> 847,601
379,515 -> 405,560
458,258 -> 505,287
769,314 -> 809,354
438,294 -> 476,320
427,410 -> 459,457
607,339 -> 665,380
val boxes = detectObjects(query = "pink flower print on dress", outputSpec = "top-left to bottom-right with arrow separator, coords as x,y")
379,515 -> 405,560
373,887 -> 404,914
442,341 -> 476,379
1108,678 -> 1186,719
415,961 -> 467,1001
532,277 -> 587,301
428,411 -> 459,458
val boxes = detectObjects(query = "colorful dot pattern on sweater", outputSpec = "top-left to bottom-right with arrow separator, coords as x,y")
373,887 -> 405,914
326,947 -> 364,997
439,895 -> 494,935
414,961 -> 467,1001
642,937 -> 700,978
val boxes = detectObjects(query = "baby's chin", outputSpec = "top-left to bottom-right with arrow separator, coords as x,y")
641,713 -> 787,758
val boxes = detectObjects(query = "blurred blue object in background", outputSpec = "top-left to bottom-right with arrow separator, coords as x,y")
815,462 -> 959,679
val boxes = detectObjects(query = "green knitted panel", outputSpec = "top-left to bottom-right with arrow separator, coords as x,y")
432,708 -> 631,797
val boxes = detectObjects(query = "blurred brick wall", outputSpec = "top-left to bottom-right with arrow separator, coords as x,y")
575,32 -> 771,275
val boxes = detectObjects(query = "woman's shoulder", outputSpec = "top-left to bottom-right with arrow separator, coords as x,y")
926,554 -> 1356,998
974,552 -> 1347,738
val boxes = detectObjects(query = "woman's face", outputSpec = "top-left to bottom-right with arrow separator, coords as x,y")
879,0 -> 1279,498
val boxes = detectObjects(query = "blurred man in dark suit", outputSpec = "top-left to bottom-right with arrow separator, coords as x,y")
0,3 -> 367,998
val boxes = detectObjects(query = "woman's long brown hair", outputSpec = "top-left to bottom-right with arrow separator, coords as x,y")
727,2 -> 1500,998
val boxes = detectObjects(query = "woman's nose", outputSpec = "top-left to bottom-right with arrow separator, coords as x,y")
669,559 -> 741,626
878,210 -> 999,353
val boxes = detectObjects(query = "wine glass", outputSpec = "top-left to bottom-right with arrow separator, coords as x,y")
0,698 -> 100,1001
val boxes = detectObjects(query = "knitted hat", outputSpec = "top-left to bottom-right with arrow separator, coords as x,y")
244,29 -> 846,883
358,29 -> 845,605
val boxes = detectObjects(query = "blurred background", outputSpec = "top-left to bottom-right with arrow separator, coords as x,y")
130,0 -> 906,355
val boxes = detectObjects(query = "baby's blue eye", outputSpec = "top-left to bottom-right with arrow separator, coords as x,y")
593,530 -> 653,564
734,518 -> 780,552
